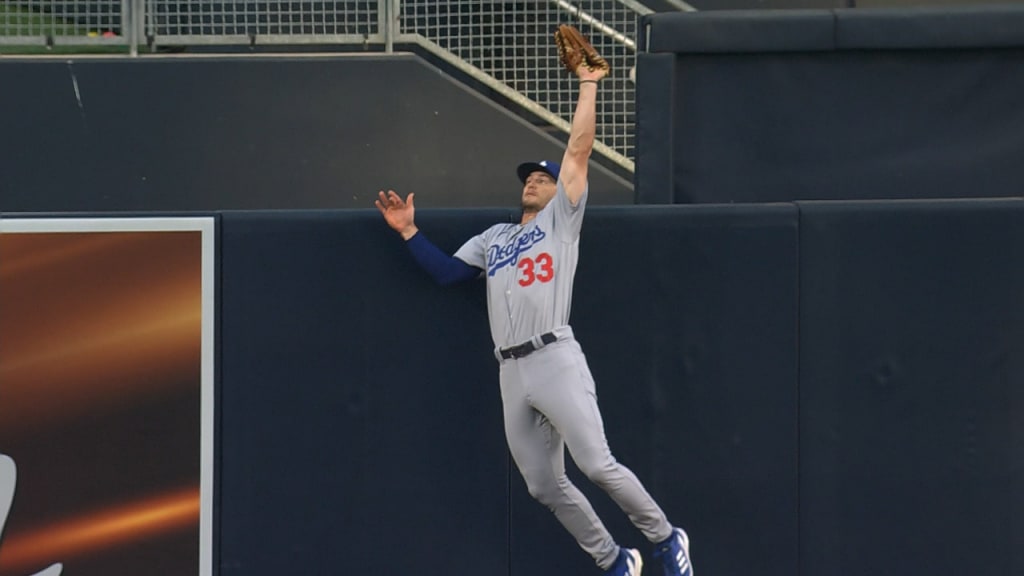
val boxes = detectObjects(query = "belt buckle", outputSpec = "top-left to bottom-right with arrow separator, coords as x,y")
503,342 -> 532,359
511,343 -> 531,358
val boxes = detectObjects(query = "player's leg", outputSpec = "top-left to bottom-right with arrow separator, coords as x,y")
522,340 -> 675,544
499,359 -> 620,570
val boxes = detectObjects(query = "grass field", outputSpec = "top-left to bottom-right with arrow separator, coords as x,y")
0,3 -> 129,54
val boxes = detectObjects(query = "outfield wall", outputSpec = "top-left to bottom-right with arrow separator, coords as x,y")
212,200 -> 1023,576
635,5 -> 1024,204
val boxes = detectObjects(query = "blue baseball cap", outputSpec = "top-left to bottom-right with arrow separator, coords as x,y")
516,160 -> 561,184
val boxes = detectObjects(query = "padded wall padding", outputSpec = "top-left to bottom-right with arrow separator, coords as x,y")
218,208 -> 515,576
644,5 -> 1024,53
644,10 -> 836,53
636,6 -> 1024,204
506,205 -> 801,576
835,5 -> 1024,49
634,53 -> 677,205
217,206 -> 800,576
215,201 -> 1022,576
798,199 -> 1024,576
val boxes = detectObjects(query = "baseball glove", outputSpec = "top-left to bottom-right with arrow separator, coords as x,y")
554,24 -> 610,76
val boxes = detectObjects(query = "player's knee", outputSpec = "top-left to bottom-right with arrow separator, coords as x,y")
524,473 -> 566,506
576,454 -> 618,487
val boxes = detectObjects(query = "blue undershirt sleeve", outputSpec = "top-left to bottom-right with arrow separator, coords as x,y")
405,231 -> 482,286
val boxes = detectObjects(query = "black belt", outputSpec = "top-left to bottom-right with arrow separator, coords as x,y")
499,332 -> 558,360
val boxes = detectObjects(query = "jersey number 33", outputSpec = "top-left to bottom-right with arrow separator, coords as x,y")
518,252 -> 554,287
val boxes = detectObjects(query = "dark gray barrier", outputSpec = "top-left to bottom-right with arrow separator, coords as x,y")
218,209 -> 513,576
216,200 -> 1021,576
0,54 -> 632,213
218,205 -> 800,576
798,198 -> 1024,576
636,6 -> 1024,204
511,204 -> 800,576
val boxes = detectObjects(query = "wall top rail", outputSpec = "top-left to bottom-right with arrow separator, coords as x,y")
643,4 -> 1024,53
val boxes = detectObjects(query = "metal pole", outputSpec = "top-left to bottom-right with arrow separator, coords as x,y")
551,0 -> 638,49
393,0 -> 402,51
384,0 -> 394,52
128,0 -> 139,56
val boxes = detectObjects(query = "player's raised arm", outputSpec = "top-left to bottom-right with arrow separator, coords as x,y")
554,25 -> 609,206
375,189 -> 481,286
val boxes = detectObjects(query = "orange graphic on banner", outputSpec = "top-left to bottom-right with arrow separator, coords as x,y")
0,488 -> 199,574
0,229 -> 207,576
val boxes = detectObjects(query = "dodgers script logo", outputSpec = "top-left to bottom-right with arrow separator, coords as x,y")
487,227 -> 546,276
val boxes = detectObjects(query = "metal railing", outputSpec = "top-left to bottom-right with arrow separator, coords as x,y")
2,0 -> 655,171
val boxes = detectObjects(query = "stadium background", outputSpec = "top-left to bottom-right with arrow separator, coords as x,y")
1,1 -> 1022,575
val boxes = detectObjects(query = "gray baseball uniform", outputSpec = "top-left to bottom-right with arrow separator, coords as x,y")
454,181 -> 673,570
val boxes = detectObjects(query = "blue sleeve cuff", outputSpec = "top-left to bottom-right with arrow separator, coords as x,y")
405,232 -> 481,286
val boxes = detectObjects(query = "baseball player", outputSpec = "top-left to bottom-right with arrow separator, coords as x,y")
375,26 -> 692,576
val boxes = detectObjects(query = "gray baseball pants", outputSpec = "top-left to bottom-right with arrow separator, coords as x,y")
496,327 -> 673,570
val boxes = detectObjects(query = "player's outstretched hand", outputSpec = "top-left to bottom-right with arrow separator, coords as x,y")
375,190 -> 419,240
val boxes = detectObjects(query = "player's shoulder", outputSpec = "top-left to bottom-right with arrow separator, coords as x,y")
538,181 -> 584,220
554,179 -> 587,206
